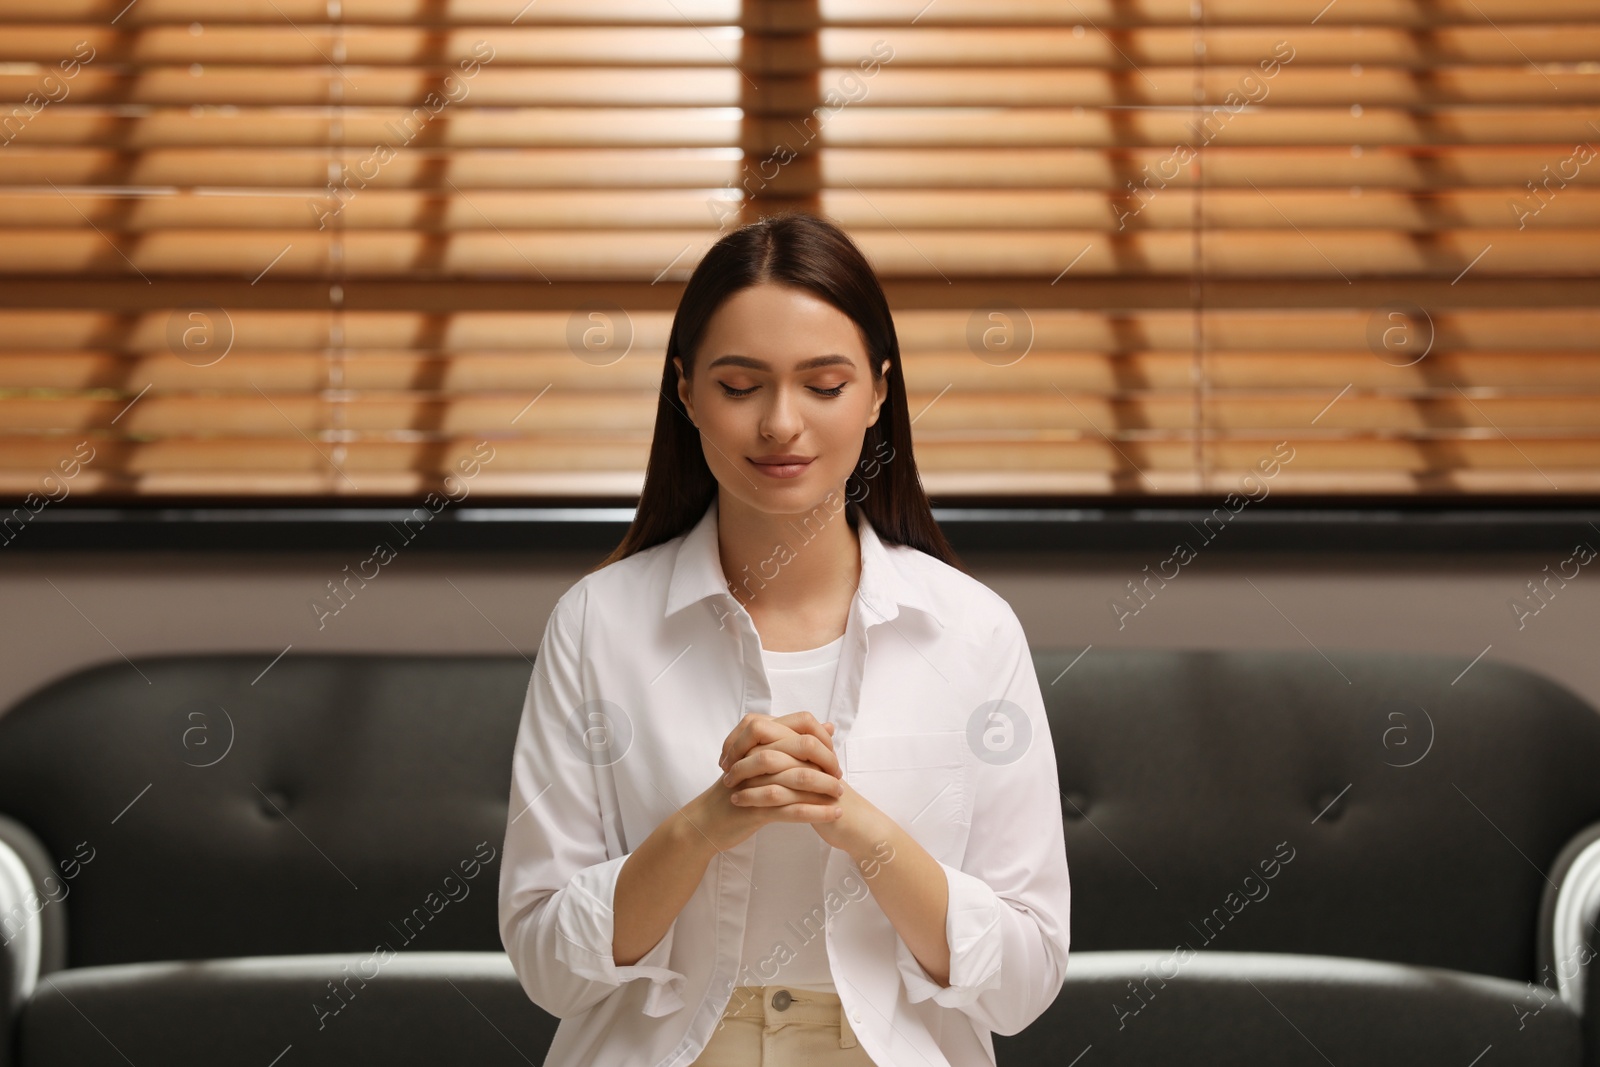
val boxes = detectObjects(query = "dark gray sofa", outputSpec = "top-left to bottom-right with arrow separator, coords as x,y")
1,648 -> 1597,1066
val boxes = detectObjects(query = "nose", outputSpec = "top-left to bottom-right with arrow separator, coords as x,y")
757,384 -> 805,441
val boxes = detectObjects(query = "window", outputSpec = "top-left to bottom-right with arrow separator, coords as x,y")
1,0 -> 1595,502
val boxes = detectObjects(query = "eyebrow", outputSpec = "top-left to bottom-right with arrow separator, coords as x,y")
706,354 -> 857,372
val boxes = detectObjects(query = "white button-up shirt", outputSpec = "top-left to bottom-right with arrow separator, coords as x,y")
498,495 -> 1071,1067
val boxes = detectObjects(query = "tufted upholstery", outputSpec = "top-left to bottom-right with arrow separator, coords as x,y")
1039,649 -> 1600,981
2,647 -> 1599,1066
0,654 -> 524,970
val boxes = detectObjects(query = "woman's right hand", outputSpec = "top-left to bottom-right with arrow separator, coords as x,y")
682,712 -> 843,854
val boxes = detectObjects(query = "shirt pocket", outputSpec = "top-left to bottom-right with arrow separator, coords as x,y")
847,730 -> 971,867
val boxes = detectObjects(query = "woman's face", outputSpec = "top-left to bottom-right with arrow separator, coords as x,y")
674,282 -> 891,519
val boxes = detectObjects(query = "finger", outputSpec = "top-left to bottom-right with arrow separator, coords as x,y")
747,713 -> 837,774
729,786 -> 843,824
719,712 -> 769,772
729,782 -> 844,811
723,742 -> 796,789
720,723 -> 780,780
724,735 -> 840,788
720,711 -> 830,773
719,713 -> 789,772
767,730 -> 840,780
773,711 -> 835,753
766,801 -> 845,824
734,766 -> 844,798
799,766 -> 844,796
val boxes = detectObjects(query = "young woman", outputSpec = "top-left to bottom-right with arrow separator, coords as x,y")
498,211 -> 1071,1067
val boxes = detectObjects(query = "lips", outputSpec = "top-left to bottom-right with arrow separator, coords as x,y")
748,456 -> 814,479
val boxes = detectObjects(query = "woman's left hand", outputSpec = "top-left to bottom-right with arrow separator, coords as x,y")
807,775 -> 892,858
726,740 -> 892,860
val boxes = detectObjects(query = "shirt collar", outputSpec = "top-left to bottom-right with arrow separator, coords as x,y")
664,495 -> 936,624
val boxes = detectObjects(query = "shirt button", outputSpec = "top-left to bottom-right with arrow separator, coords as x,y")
771,989 -> 792,1011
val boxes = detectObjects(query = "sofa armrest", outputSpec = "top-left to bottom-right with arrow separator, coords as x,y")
1539,820 -> 1600,1016
1588,938 -> 1600,1067
0,814 -> 64,1067
0,921 -> 12,1067
0,815 -> 66,1015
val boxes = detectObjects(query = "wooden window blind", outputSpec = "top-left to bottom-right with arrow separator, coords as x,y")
0,0 -> 1596,502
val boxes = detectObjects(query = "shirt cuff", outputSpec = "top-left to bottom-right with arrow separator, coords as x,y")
551,853 -> 689,1017
894,861 -> 1005,1008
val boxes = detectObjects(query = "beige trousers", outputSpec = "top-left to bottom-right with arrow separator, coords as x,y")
689,985 -> 880,1066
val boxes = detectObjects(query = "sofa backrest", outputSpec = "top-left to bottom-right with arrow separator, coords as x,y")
2,648 -> 1598,984
1043,649 -> 1600,984
0,654 -> 525,969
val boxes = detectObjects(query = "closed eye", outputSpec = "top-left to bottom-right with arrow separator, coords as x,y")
718,383 -> 846,398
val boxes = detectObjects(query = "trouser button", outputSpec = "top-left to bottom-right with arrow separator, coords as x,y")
771,989 -> 792,1010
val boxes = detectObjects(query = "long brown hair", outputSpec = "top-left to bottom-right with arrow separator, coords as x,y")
591,209 -> 965,576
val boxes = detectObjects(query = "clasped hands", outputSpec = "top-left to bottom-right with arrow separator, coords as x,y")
687,711 -> 884,860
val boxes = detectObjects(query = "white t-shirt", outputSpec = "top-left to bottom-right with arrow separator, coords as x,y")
738,631 -> 846,992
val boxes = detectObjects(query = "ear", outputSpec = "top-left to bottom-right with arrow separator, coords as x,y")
867,359 -> 891,426
673,357 -> 696,426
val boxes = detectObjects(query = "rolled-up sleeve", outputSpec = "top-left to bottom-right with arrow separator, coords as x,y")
893,606 -> 1071,1035
894,862 -> 1006,1008
497,588 -> 689,1020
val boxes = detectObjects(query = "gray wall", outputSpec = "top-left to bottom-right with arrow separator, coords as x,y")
1,547 -> 1597,718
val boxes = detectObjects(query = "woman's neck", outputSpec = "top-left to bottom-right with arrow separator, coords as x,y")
715,492 -> 861,616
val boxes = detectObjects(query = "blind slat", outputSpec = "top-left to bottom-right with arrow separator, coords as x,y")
3,229 -> 1593,279
4,189 -> 1596,230
10,108 -> 1599,150
1,0 -> 1588,26
8,394 -> 1600,436
3,147 -> 1587,191
12,66 -> 1594,108
6,26 -> 1598,67
2,308 -> 1595,349
7,350 -> 1600,392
